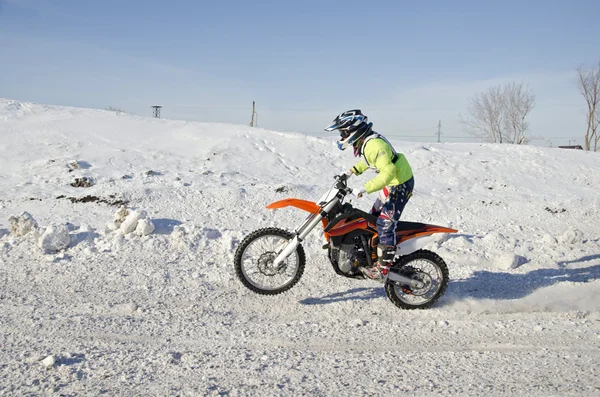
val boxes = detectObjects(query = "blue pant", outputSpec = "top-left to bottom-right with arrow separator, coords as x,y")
371,177 -> 414,247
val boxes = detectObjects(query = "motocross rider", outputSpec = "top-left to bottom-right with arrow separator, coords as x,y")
325,109 -> 414,280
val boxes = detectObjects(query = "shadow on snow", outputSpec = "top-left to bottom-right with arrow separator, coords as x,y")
299,287 -> 385,305
445,259 -> 600,302
300,255 -> 600,306
152,218 -> 183,234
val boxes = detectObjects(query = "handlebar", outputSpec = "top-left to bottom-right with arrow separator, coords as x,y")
334,173 -> 352,194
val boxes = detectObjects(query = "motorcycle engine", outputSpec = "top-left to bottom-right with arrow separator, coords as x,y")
337,243 -> 356,273
331,238 -> 369,276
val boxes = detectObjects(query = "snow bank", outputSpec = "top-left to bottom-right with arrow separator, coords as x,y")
5,206 -> 155,255
6,213 -> 72,254
1,99 -> 600,395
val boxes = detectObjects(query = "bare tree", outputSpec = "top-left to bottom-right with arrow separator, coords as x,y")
460,81 -> 536,144
576,62 -> 600,151
504,82 -> 536,144
461,86 -> 504,143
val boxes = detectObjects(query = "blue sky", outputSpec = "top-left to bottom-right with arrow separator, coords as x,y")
1,0 -> 599,146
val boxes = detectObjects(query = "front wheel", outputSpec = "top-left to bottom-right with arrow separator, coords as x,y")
234,227 -> 305,295
385,249 -> 449,310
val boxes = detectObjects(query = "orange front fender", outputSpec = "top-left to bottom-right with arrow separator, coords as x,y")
266,198 -> 320,213
266,198 -> 330,241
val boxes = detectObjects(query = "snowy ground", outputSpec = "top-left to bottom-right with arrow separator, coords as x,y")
0,98 -> 599,396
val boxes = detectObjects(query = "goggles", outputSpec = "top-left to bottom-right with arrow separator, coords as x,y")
339,128 -> 352,140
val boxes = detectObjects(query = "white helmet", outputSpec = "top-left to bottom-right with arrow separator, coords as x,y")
325,109 -> 373,151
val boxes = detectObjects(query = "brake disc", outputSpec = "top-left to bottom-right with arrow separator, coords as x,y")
257,251 -> 285,276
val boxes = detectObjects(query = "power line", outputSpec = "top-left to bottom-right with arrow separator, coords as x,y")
159,104 -> 588,144
167,103 -> 586,112
168,105 -> 457,111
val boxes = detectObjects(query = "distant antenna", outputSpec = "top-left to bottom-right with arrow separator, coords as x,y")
437,120 -> 443,143
151,105 -> 162,119
250,101 -> 258,127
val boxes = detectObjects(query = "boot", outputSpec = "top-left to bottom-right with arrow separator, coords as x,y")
377,245 -> 396,276
361,245 -> 395,281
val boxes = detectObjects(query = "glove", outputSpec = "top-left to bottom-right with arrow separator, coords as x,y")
348,183 -> 366,198
340,170 -> 353,179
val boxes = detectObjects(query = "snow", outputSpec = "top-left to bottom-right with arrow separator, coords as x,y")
38,223 -> 70,253
0,98 -> 599,396
41,356 -> 56,369
8,211 -> 38,236
107,206 -> 155,236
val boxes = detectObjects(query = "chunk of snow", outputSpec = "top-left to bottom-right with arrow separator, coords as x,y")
113,302 -> 139,314
8,212 -> 38,236
540,234 -> 558,246
38,224 -> 71,253
496,253 -> 528,270
135,218 -> 155,236
106,206 -> 130,232
111,206 -> 130,227
106,206 -> 155,236
119,209 -> 148,235
349,319 -> 367,327
42,355 -> 56,368
105,220 -> 119,232
559,228 -> 584,245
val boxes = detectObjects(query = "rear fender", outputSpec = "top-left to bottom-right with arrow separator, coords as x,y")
396,225 -> 458,256
396,235 -> 436,256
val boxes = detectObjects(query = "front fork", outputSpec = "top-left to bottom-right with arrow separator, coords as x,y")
272,197 -> 340,268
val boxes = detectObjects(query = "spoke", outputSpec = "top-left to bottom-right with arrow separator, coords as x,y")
394,258 -> 443,304
240,234 -> 299,291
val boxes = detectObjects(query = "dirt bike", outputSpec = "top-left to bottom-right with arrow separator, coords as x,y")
234,174 -> 457,309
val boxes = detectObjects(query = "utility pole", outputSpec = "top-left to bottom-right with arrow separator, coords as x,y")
250,101 -> 258,127
437,120 -> 442,143
151,105 -> 162,119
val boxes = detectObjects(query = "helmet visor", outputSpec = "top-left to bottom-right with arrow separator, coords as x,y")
324,120 -> 342,132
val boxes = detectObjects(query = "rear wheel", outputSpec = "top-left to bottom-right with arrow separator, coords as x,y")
385,249 -> 449,310
234,227 -> 305,295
